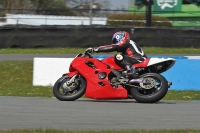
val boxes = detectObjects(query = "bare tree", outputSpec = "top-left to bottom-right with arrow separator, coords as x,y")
30,0 -> 77,15
0,0 -> 77,16
0,0 -> 32,15
65,0 -> 110,17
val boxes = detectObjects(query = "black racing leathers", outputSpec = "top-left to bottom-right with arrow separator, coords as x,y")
96,39 -> 146,63
97,44 -> 119,52
95,39 -> 147,78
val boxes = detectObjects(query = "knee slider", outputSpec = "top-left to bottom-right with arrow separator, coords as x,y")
115,54 -> 123,61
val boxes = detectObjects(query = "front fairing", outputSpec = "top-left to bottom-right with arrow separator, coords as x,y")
69,56 -> 127,99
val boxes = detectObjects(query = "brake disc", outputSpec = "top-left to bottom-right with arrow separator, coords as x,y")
139,77 -> 156,89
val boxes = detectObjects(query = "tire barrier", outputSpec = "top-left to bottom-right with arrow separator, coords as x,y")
0,25 -> 200,48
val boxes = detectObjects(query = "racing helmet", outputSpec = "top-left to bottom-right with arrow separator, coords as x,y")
112,31 -> 130,44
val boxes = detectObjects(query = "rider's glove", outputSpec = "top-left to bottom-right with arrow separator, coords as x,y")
86,47 -> 94,54
93,48 -> 99,52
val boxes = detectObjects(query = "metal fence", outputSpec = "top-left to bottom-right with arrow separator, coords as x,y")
0,8 -> 200,26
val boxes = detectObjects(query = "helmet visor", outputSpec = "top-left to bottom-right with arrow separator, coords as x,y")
112,33 -> 122,44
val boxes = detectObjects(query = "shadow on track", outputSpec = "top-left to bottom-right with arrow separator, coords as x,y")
73,98 -> 177,104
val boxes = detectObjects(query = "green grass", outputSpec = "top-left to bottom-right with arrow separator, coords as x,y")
1,129 -> 200,133
0,61 -> 52,97
0,47 -> 200,54
0,61 -> 200,100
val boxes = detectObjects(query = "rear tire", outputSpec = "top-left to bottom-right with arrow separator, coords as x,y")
53,75 -> 86,101
131,73 -> 168,103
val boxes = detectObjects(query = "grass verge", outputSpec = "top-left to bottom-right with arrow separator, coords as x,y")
0,61 -> 52,97
0,61 -> 200,100
0,47 -> 200,54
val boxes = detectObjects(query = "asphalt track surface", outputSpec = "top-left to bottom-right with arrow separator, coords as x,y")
1,54 -> 200,130
0,97 -> 200,130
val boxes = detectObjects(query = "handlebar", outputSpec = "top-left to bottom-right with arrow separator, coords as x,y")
75,49 -> 94,58
84,51 -> 93,58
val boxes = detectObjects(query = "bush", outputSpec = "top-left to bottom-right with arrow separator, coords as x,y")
107,14 -> 172,27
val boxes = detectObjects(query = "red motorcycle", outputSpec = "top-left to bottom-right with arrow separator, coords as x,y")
53,50 -> 176,103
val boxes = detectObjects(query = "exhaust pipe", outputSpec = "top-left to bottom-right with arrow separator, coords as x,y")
168,82 -> 172,88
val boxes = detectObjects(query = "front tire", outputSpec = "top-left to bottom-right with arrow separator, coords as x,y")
53,75 -> 86,101
131,73 -> 168,103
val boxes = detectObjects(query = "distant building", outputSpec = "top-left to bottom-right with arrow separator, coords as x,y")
128,0 -> 200,26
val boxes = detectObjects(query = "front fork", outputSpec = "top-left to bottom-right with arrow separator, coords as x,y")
62,71 -> 78,78
62,71 -> 79,85
66,74 -> 78,85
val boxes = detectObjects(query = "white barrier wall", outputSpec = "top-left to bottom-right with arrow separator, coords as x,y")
6,14 -> 107,26
33,58 -> 73,86
33,56 -> 200,90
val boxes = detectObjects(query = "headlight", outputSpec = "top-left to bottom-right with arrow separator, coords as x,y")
98,72 -> 107,79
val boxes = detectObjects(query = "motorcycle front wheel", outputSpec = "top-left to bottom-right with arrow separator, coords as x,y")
53,75 -> 86,101
130,73 -> 168,103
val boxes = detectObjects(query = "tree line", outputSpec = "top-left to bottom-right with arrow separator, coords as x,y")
0,0 -> 111,16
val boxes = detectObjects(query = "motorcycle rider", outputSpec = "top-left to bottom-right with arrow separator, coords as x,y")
87,31 -> 147,79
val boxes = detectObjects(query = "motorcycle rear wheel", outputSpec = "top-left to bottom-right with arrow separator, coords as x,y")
130,73 -> 168,103
53,75 -> 86,101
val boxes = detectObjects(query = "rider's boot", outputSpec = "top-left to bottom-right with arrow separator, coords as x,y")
126,65 -> 139,79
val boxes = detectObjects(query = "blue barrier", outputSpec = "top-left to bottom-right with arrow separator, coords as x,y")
94,55 -> 200,91
162,59 -> 200,90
